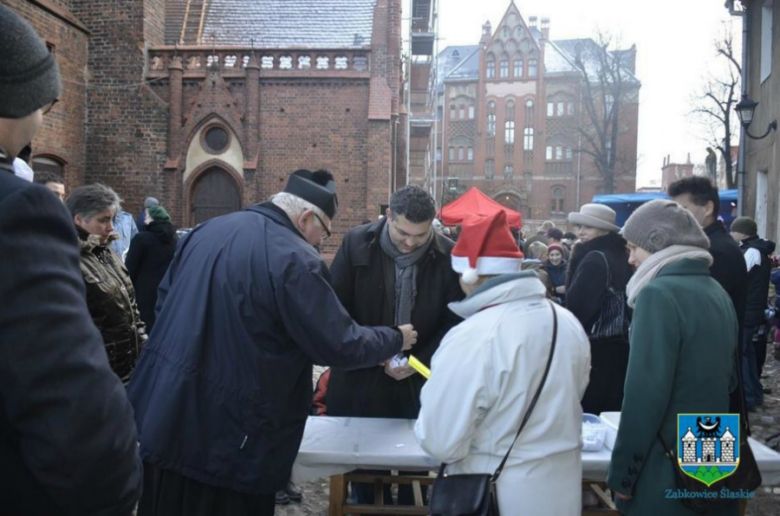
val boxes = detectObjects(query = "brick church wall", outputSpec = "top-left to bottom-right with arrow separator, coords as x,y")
71,0 -> 169,219
256,80 -> 373,255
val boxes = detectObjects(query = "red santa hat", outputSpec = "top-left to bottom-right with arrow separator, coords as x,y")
451,211 -> 524,285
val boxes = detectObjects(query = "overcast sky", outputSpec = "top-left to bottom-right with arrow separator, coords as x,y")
436,0 -> 741,188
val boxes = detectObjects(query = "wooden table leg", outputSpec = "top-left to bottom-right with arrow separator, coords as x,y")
374,477 -> 384,506
412,480 -> 423,507
330,474 -> 347,516
590,483 -> 617,511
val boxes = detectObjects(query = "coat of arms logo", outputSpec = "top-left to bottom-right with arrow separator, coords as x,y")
677,413 -> 740,487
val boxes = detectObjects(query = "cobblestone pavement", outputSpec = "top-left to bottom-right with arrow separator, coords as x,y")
742,342 -> 780,515
279,351 -> 780,515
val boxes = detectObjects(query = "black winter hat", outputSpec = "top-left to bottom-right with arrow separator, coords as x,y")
0,5 -> 61,119
284,169 -> 339,219
730,216 -> 758,237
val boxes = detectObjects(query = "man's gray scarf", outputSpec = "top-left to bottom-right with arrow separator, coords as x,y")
379,222 -> 434,325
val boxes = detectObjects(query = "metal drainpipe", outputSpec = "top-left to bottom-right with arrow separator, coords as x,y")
441,88 -> 447,204
431,0 -> 439,202
729,0 -> 748,217
406,1 -> 413,187
576,76 -> 583,208
431,103 -> 438,203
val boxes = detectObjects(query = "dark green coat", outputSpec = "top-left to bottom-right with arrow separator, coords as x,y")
607,259 -> 739,516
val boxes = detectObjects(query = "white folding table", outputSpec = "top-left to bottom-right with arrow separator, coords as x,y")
292,416 -> 780,515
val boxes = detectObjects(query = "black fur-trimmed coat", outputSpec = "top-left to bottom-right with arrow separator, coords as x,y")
565,231 -> 633,332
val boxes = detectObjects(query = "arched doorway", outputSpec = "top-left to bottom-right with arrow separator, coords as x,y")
494,192 -> 522,212
190,167 -> 241,225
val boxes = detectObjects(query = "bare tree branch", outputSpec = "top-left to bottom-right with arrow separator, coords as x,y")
688,26 -> 740,189
571,31 -> 637,193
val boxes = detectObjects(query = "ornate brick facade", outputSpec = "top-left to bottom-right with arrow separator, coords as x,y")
5,0 -> 404,254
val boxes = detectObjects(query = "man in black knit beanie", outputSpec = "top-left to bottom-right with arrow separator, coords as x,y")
0,5 -> 143,514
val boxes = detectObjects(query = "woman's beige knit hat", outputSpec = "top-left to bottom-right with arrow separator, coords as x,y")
621,200 -> 709,253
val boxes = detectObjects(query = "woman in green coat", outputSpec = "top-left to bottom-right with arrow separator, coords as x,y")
607,200 -> 739,515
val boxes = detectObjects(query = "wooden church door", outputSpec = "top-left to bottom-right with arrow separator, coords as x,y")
191,167 -> 241,226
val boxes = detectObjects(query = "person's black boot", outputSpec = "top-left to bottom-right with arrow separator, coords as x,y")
284,481 -> 303,502
275,490 -> 290,505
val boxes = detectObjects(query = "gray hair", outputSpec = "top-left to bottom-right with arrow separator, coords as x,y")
66,183 -> 122,220
144,196 -> 159,208
271,192 -> 328,225
527,241 -> 549,260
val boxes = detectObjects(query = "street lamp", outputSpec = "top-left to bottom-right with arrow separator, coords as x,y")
735,95 -> 778,140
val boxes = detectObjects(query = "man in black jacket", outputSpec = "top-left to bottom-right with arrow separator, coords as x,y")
670,177 -> 750,417
0,5 -> 142,514
327,185 -> 463,506
731,216 -> 776,411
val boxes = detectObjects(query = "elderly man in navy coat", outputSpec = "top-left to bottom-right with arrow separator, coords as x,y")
128,169 -> 417,516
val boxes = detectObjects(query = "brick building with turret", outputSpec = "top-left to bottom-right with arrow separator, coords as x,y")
414,2 -> 641,222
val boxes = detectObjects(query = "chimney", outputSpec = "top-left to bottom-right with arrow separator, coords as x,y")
529,16 -> 538,30
687,152 -> 691,164
480,21 -> 492,46
541,17 -> 550,40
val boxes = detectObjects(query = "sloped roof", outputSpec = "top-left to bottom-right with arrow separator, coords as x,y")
436,45 -> 479,90
544,40 -> 579,76
437,38 -> 639,85
446,47 -> 481,81
178,0 -> 377,48
165,0 -> 186,44
552,39 -> 640,84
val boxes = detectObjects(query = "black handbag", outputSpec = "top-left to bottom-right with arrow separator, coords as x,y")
589,252 -> 631,340
429,301 -> 559,516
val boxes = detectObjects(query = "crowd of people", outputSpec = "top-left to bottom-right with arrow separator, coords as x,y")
2,6 -> 777,516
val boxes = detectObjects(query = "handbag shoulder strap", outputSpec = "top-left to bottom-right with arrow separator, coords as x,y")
491,300 -> 558,482
595,251 -> 613,291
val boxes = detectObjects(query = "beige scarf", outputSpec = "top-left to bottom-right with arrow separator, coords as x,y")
626,245 -> 713,308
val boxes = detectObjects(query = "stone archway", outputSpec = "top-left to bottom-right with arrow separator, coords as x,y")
189,166 -> 241,226
494,192 -> 522,212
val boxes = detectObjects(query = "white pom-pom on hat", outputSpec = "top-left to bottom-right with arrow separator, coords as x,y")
462,267 -> 479,285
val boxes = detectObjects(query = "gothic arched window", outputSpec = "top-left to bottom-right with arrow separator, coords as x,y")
499,53 -> 510,78
551,186 -> 565,214
523,127 -> 533,150
486,54 -> 496,79
514,58 -> 523,77
528,58 -> 538,77
505,121 -> 515,144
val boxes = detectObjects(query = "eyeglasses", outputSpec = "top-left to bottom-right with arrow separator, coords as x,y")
42,99 -> 59,115
313,212 -> 332,240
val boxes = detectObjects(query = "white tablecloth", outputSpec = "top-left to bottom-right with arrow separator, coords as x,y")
292,416 -> 780,485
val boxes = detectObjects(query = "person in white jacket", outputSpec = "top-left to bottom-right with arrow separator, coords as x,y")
415,210 -> 591,515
